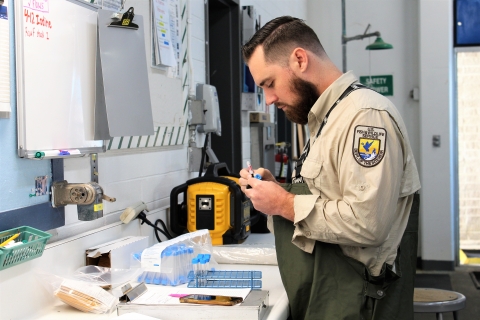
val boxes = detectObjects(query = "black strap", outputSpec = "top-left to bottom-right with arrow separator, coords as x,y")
293,83 -> 369,183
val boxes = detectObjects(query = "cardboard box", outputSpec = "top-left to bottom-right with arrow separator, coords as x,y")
85,236 -> 149,269
250,112 -> 270,123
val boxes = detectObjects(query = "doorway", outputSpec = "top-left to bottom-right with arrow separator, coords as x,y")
457,50 -> 480,264
206,0 -> 242,173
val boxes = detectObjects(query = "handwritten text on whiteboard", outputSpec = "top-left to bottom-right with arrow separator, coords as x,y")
24,0 -> 50,13
24,8 -> 52,40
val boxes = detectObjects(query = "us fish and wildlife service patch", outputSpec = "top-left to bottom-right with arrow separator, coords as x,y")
352,125 -> 387,167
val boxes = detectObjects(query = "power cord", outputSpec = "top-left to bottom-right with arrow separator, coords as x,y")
136,211 -> 173,242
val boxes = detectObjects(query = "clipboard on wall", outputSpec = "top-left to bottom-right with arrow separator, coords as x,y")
94,7 -> 154,140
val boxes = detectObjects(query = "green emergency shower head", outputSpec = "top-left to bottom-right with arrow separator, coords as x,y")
366,37 -> 393,50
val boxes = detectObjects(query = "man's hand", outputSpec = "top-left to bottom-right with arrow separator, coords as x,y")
239,167 -> 295,221
240,167 -> 277,183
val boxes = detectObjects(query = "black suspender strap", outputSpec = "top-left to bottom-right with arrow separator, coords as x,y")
315,83 -> 369,140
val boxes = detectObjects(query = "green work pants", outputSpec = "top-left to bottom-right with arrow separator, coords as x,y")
273,183 -> 419,320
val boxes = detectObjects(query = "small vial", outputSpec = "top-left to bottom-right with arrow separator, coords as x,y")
199,258 -> 207,287
205,254 -> 211,273
192,258 -> 199,287
187,248 -> 194,275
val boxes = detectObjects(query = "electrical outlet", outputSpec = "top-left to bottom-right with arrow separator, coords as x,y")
433,135 -> 441,147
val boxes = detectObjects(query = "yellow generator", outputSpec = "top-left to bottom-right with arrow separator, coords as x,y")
170,163 -> 258,245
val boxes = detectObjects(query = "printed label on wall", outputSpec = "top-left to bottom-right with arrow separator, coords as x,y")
359,75 -> 393,96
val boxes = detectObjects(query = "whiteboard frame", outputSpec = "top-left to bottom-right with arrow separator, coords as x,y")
15,0 -> 105,159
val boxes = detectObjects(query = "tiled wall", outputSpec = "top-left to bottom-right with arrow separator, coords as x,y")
458,51 -> 480,249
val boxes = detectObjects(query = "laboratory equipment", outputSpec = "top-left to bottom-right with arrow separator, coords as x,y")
170,162 -> 258,245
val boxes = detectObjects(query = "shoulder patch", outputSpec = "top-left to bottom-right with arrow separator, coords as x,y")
352,125 -> 387,167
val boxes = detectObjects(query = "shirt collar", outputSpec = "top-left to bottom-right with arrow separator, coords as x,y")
308,71 -> 359,132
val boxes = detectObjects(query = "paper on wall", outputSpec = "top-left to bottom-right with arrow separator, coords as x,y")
0,2 -> 11,117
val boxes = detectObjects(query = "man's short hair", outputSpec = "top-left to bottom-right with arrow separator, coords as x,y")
242,16 -> 325,65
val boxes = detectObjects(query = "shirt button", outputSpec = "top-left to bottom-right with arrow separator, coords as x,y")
360,185 -> 365,191
306,231 -> 311,237
377,290 -> 384,297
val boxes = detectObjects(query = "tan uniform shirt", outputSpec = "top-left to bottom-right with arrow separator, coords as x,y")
274,71 -> 421,276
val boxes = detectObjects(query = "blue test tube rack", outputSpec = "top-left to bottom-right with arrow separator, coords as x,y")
187,269 -> 263,289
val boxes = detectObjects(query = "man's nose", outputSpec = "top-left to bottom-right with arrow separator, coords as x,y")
264,91 -> 278,106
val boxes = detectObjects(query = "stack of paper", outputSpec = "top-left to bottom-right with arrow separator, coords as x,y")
152,0 -> 180,74
0,1 -> 11,118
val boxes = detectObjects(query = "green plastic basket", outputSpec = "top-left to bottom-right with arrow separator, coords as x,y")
0,226 -> 52,271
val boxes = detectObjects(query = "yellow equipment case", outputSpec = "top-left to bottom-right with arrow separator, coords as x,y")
170,163 -> 262,245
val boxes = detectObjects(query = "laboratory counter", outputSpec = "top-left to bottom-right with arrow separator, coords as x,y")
34,234 -> 289,320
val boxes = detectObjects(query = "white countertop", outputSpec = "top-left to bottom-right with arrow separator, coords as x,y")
35,234 -> 288,320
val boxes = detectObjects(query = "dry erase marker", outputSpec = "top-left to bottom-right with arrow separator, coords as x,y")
0,233 -> 20,247
33,150 -> 62,158
34,151 -> 45,159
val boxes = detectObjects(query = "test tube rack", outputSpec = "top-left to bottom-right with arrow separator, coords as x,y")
187,270 -> 262,289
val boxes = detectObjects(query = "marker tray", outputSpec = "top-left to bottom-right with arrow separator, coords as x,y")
0,226 -> 52,271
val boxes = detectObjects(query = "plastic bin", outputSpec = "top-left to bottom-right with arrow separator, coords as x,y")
0,226 -> 51,271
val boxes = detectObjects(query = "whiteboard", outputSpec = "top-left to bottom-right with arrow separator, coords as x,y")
15,0 -> 104,159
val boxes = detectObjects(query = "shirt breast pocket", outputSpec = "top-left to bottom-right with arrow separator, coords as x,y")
300,159 -> 323,191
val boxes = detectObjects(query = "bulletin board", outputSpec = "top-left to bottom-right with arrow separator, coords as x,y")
14,0 -> 104,159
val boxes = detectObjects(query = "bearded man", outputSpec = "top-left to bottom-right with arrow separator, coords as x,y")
239,16 -> 421,320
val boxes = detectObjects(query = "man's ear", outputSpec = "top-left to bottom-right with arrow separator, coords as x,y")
290,48 -> 308,72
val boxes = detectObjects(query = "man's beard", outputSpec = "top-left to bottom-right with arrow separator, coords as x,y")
276,76 -> 320,125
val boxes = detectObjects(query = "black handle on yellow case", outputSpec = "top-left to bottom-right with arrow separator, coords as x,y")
169,183 -> 188,236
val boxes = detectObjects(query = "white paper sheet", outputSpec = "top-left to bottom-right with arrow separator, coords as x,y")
0,2 -> 11,114
116,312 -> 161,320
152,0 -> 176,67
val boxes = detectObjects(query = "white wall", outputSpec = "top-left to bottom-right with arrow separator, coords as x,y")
419,0 -> 455,264
308,0 -> 421,170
